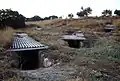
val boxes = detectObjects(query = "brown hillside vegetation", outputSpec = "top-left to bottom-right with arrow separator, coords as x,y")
0,18 -> 120,81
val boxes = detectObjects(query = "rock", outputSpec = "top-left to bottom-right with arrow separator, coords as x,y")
16,66 -> 76,81
35,26 -> 42,30
94,72 -> 103,78
43,58 -> 52,68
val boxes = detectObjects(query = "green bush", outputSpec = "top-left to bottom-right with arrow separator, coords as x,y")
0,9 -> 25,28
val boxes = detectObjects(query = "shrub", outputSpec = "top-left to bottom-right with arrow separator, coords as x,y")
76,37 -> 120,60
0,9 -> 25,29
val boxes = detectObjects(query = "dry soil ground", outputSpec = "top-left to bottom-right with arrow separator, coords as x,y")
0,18 -> 120,81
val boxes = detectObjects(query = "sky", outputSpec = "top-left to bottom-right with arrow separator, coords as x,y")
0,0 -> 119,18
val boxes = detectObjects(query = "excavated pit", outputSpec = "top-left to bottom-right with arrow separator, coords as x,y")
9,32 -> 49,70
62,30 -> 97,48
104,24 -> 116,32
17,50 -> 40,70
67,40 -> 85,48
66,39 -> 95,48
12,50 -> 53,70
104,29 -> 113,32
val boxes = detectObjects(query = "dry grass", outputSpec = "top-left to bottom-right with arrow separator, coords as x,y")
26,19 -> 61,26
0,27 -> 41,50
67,78 -> 87,81
0,18 -> 120,51
0,18 -> 120,81
113,19 -> 120,27
0,27 -> 14,50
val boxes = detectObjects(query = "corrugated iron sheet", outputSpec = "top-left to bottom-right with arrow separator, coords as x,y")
61,31 -> 86,40
104,24 -> 116,30
8,33 -> 48,51
61,35 -> 86,40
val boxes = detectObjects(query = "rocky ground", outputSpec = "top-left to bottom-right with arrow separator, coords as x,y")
15,65 -> 77,81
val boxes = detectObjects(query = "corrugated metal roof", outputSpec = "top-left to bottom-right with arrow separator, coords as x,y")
8,32 -> 48,51
61,31 -> 86,40
61,35 -> 86,40
104,24 -> 116,30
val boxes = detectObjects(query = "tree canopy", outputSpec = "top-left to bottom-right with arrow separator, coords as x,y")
26,15 -> 58,21
68,13 -> 74,18
114,10 -> 120,16
102,10 -> 112,16
49,15 -> 58,20
26,15 -> 43,21
76,7 -> 92,17
0,9 -> 25,28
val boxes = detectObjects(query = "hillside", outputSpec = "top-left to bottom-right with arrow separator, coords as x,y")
0,18 -> 120,81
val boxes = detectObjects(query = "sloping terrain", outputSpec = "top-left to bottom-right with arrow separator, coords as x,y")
0,18 -> 120,81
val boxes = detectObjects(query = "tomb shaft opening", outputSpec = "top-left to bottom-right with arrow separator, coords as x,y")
8,32 -> 48,70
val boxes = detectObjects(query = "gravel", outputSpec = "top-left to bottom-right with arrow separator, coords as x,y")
16,66 -> 77,81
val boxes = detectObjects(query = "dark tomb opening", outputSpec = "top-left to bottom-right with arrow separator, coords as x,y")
62,31 -> 97,48
66,39 -> 93,48
62,30 -> 87,48
67,40 -> 84,48
8,32 -> 49,70
104,29 -> 113,32
104,24 -> 116,33
18,50 -> 39,70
